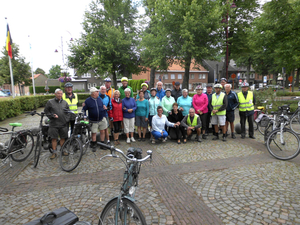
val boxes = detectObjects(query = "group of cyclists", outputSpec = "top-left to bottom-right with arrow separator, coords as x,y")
44,76 -> 256,157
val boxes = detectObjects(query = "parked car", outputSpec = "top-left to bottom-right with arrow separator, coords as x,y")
266,85 -> 284,91
2,89 -> 11,96
0,90 -> 9,97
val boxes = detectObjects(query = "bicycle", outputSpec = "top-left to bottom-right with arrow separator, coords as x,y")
97,143 -> 152,225
288,97 -> 300,135
0,123 -> 34,167
254,100 -> 273,135
266,113 -> 300,160
59,112 -> 91,172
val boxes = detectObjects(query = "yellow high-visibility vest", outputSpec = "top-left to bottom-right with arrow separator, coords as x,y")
62,93 -> 78,113
187,114 -> 199,126
238,91 -> 254,111
211,92 -> 226,115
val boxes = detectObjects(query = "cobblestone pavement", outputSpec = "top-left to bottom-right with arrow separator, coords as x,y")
1,109 -> 300,225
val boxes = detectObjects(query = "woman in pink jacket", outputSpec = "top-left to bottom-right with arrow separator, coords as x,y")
192,85 -> 208,139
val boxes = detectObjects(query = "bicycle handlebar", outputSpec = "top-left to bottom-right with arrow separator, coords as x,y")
98,142 -> 153,163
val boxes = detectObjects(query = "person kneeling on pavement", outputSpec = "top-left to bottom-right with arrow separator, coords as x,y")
82,87 -> 107,151
209,83 -> 228,141
181,108 -> 202,143
151,106 -> 178,144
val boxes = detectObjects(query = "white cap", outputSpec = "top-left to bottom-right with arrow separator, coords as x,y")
90,87 -> 99,93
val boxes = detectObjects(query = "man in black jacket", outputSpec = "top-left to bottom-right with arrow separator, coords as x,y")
44,89 -> 70,159
171,82 -> 182,101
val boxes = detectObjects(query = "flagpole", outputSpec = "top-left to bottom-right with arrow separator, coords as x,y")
29,36 -> 36,96
8,57 -> 15,98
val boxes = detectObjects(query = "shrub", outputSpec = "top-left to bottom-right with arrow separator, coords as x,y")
30,86 -> 61,94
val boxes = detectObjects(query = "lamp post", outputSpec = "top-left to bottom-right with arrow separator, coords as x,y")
222,1 -> 236,80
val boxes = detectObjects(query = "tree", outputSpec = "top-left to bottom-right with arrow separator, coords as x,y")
0,44 -> 32,95
34,67 -> 45,75
48,65 -> 62,79
140,0 -> 222,89
68,0 -> 141,88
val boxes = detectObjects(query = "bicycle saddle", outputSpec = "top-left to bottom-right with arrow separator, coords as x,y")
9,123 -> 22,127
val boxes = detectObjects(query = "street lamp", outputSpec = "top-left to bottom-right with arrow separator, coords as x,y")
222,1 -> 236,80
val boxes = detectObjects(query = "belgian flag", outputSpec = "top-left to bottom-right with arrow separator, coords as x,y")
6,24 -> 13,59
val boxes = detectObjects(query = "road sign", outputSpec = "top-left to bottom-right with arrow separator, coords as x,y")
231,73 -> 236,79
288,76 -> 293,83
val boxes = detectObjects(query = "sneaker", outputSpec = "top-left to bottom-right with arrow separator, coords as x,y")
197,136 -> 202,142
152,139 -> 156,144
126,138 -> 131,143
249,136 -> 256,139
202,134 -> 207,140
212,135 -> 219,140
222,136 -> 227,142
231,133 -> 236,139
241,135 -> 245,139
107,140 -> 111,145
142,138 -> 146,142
162,137 -> 167,142
50,153 -> 57,159
131,137 -> 136,142
114,140 -> 119,146
138,138 -> 142,142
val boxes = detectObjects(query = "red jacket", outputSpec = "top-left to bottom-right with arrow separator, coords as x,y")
109,98 -> 123,122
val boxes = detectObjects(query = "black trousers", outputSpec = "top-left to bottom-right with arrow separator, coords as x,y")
206,112 -> 212,134
169,126 -> 186,139
239,111 -> 254,136
69,120 -> 75,134
199,113 -> 208,132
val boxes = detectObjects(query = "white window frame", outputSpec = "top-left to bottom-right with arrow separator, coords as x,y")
190,74 -> 194,79
189,84 -> 192,90
171,74 -> 175,79
93,83 -> 97,87
156,74 -> 160,79
199,74 -> 202,79
82,73 -> 91,78
88,83 -> 92,89
178,74 -> 182,79
163,74 -> 168,80
203,74 -> 206,79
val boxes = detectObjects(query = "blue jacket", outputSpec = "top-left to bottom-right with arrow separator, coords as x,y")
177,96 -> 192,116
136,90 -> 150,100
225,90 -> 239,111
99,94 -> 112,117
82,97 -> 106,123
205,92 -> 213,112
122,97 -> 137,119
156,88 -> 166,101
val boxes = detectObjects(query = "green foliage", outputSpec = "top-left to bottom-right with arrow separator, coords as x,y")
0,44 -> 32,91
276,91 -> 300,96
29,86 -> 61,94
68,0 -> 141,89
48,65 -> 62,79
254,88 -> 276,106
34,67 -> 45,75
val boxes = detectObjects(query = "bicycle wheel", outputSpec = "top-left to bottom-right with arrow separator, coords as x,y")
59,138 -> 83,172
263,122 -> 274,143
290,113 -> 300,135
257,122 -> 267,135
11,131 -> 34,162
81,128 -> 91,155
99,198 -> 146,225
266,128 -> 300,160
33,133 -> 42,168
254,121 -> 258,131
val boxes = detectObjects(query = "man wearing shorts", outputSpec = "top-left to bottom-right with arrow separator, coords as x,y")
44,89 -> 70,159
225,84 -> 239,139
209,84 -> 228,141
82,87 -> 107,151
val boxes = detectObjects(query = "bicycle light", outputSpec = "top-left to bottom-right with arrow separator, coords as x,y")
129,186 -> 136,195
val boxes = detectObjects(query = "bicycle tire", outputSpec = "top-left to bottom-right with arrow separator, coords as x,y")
10,131 -> 34,162
257,122 -> 267,135
290,114 -> 300,135
59,138 -> 83,172
266,128 -> 300,160
99,197 -> 146,225
33,133 -> 42,168
254,121 -> 258,131
263,122 -> 274,143
81,129 -> 91,155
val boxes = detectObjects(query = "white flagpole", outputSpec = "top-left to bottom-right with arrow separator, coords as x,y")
8,56 -> 15,98
29,37 -> 36,96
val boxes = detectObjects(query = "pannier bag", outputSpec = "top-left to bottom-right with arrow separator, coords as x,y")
24,207 -> 78,225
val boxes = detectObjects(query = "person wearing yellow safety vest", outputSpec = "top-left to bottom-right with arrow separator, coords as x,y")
209,83 -> 228,141
238,82 -> 256,139
181,108 -> 202,143
63,82 -> 78,134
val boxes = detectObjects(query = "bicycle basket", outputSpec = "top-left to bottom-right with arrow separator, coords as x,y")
14,131 -> 28,145
260,116 -> 270,127
127,147 -> 143,159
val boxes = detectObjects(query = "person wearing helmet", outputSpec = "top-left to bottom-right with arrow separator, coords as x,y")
161,88 -> 175,116
209,83 -> 228,141
192,85 -> 208,141
63,82 -> 78,134
220,78 -> 227,90
104,78 -> 115,99
136,82 -> 150,100
171,81 -> 182,101
238,82 -> 256,139
118,77 -> 133,99
224,84 -> 239,139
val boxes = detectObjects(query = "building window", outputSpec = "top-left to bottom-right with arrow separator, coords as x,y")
178,74 -> 182,79
190,74 -> 194,79
203,74 -> 206,79
82,73 -> 91,78
165,83 -> 173,89
250,73 -> 255,79
189,84 -> 192,90
199,74 -> 202,79
93,83 -> 97,87
163,74 -> 168,80
156,74 -> 160,79
171,74 -> 175,79
88,83 -> 91,89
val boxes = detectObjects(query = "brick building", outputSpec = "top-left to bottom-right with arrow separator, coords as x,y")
132,60 -> 209,91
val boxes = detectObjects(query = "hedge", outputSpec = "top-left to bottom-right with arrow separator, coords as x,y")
128,79 -> 146,92
276,91 -> 300,96
29,86 -> 61,94
0,94 -> 91,121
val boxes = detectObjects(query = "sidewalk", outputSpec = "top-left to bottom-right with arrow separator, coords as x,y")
1,109 -> 300,225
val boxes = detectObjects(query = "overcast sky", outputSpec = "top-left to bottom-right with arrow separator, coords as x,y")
1,0 -> 270,76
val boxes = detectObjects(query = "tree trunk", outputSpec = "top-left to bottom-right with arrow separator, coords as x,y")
292,69 -> 295,92
285,72 -> 289,88
149,67 -> 156,89
295,68 -> 300,88
18,83 -> 21,96
246,58 -> 250,84
182,56 -> 192,90
112,71 -> 117,89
